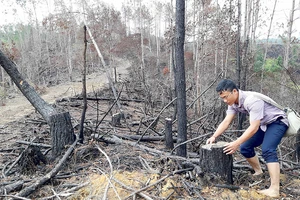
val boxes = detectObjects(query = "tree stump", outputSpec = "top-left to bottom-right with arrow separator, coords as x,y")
164,118 -> 174,149
199,141 -> 233,184
50,112 -> 75,157
111,113 -> 122,126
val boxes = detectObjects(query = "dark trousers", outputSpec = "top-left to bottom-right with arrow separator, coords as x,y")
240,119 -> 288,163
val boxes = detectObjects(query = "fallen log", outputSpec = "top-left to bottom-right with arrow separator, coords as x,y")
114,134 -> 177,142
0,180 -> 24,194
16,140 -> 51,148
91,134 -> 198,163
69,96 -> 145,103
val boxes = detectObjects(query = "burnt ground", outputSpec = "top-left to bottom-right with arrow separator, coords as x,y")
0,67 -> 300,199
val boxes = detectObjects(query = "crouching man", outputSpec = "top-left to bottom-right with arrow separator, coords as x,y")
206,79 -> 288,198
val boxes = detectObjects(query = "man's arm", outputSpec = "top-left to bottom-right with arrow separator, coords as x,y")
223,119 -> 260,154
206,113 -> 235,144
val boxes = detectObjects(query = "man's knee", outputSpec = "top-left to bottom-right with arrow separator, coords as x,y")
240,144 -> 256,158
262,149 -> 278,163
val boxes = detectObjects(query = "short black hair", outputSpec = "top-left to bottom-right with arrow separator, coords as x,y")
216,79 -> 239,93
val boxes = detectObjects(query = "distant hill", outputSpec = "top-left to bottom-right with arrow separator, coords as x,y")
257,38 -> 283,44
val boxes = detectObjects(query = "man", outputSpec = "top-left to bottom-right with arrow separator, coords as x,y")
206,79 -> 288,198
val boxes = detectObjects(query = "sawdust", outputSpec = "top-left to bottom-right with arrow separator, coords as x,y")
69,171 -> 177,199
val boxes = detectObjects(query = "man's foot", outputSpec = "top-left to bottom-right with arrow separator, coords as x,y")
258,188 -> 279,198
251,171 -> 264,182
253,171 -> 263,176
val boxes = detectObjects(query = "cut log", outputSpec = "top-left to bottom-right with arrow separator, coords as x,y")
199,141 -> 233,184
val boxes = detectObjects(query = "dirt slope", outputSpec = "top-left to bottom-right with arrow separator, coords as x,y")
0,64 -> 129,125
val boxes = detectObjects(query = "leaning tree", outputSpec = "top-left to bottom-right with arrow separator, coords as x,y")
0,49 -> 75,157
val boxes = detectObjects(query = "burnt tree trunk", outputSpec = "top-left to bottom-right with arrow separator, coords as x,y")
79,25 -> 88,143
111,113 -> 122,126
50,112 -> 75,156
174,0 -> 187,157
165,118 -> 174,149
0,49 -> 75,157
199,142 -> 233,184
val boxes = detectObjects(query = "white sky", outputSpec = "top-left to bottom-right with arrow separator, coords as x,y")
0,0 -> 299,38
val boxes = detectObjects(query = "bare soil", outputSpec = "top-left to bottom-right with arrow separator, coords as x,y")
0,65 -> 128,125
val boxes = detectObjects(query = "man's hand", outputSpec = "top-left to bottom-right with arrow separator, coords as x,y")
206,136 -> 216,144
223,140 -> 240,155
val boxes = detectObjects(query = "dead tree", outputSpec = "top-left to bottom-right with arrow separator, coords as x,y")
79,25 -> 88,143
0,49 -> 75,157
174,0 -> 187,157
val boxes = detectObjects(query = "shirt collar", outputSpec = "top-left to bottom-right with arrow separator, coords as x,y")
232,89 -> 246,108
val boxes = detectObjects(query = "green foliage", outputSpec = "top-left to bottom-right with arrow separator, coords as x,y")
254,49 -> 283,72
254,50 -> 264,71
290,45 -> 300,69
264,58 -> 281,72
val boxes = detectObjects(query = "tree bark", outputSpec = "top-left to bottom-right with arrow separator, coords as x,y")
0,49 -> 75,157
199,142 -> 233,184
79,25 -> 88,143
174,0 -> 187,157
49,112 -> 75,157
111,113 -> 122,126
165,118 -> 174,149
236,0 -> 241,88
283,0 -> 295,70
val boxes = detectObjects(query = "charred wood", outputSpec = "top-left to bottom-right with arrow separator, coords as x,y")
199,142 -> 233,184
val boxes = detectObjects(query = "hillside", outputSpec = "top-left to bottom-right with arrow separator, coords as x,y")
0,64 -> 299,200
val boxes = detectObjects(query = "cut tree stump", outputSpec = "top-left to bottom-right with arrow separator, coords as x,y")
165,118 -> 174,149
50,112 -> 75,157
111,113 -> 122,126
199,141 -> 233,184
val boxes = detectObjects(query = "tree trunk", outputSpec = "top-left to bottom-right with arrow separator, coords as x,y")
49,112 -> 75,156
165,118 -> 174,149
281,0 -> 295,98
236,0 -> 241,88
174,0 -> 187,157
0,49 -> 75,157
79,25 -> 88,143
84,23 -> 122,112
260,0 -> 277,92
199,142 -> 233,184
283,0 -> 295,70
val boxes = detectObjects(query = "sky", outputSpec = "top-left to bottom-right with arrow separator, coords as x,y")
0,0 -> 299,38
